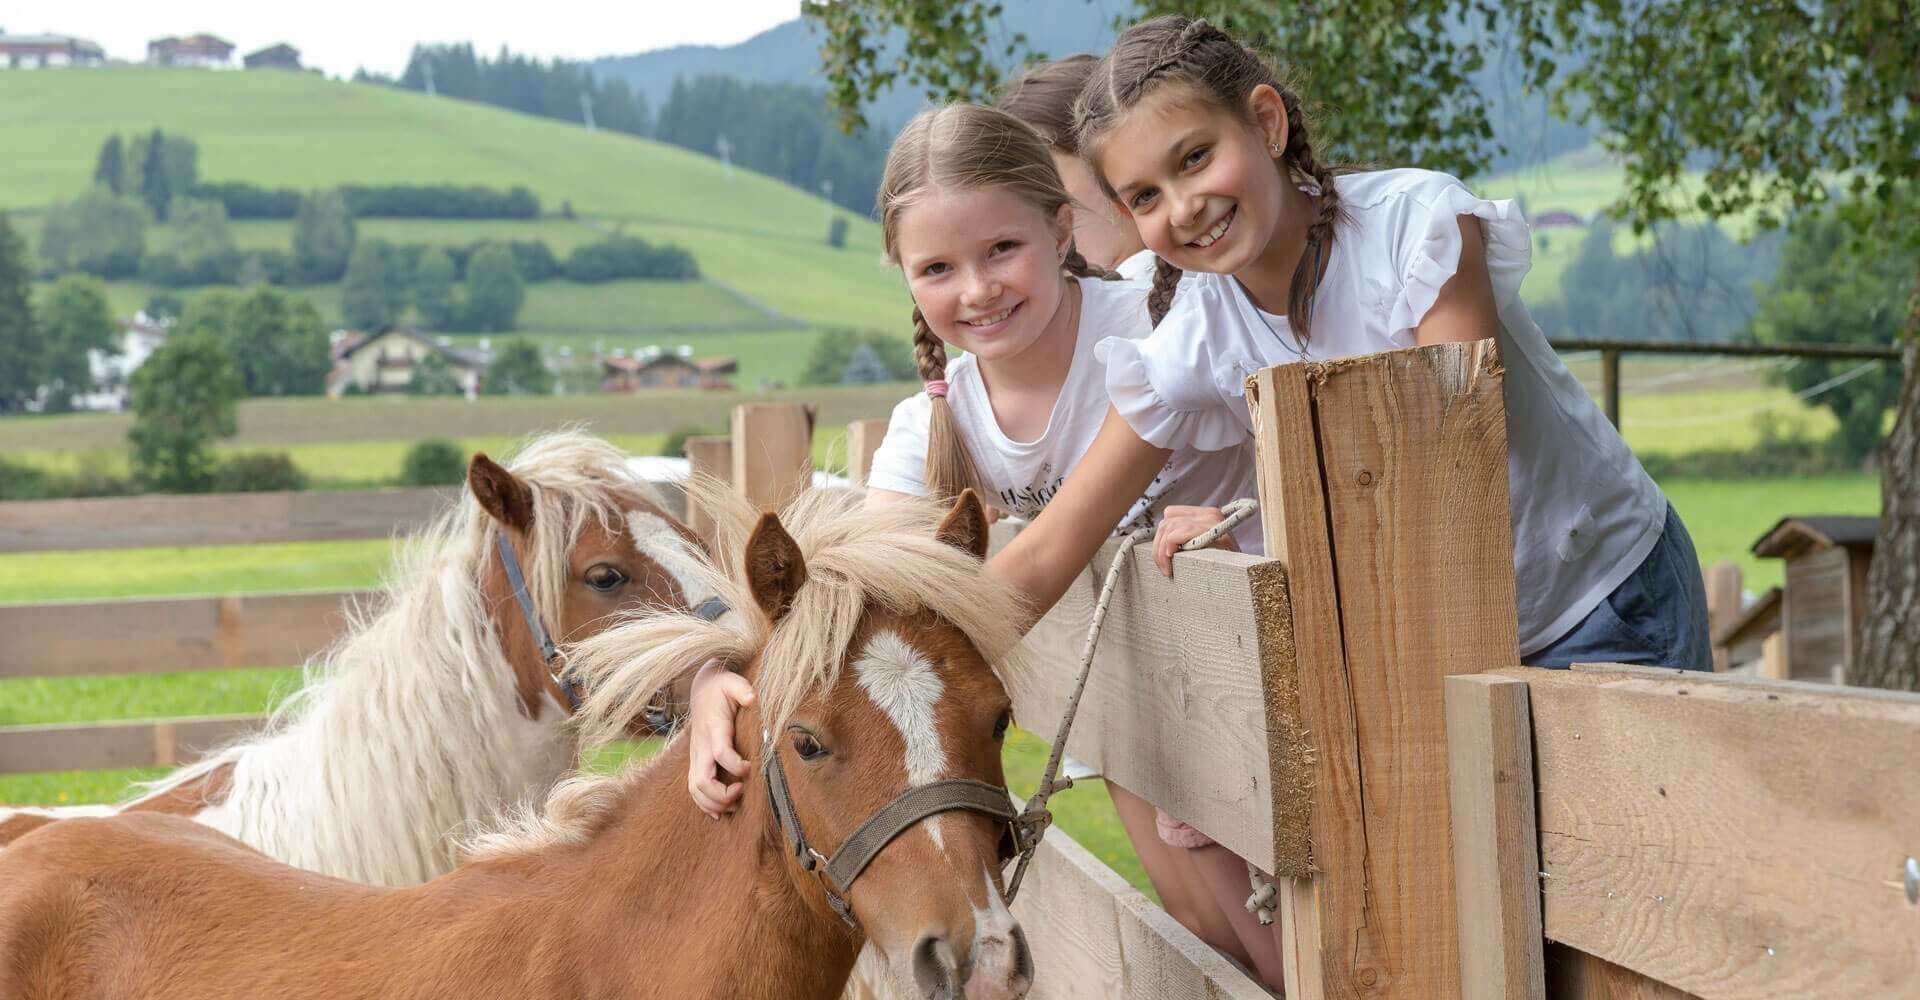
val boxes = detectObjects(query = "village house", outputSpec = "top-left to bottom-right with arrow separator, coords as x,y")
601,347 -> 737,392
72,312 -> 170,412
243,43 -> 301,71
0,33 -> 105,68
147,34 -> 234,68
326,328 -> 486,398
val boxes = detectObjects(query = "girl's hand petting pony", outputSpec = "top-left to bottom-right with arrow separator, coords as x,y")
685,659 -> 753,818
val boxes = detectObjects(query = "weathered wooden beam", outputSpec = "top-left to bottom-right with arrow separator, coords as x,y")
1013,826 -> 1272,999
683,435 -> 733,540
992,522 -> 1299,877
1507,664 -> 1920,998
1445,673 -> 1546,1000
0,590 -> 362,679
1249,340 -> 1518,1000
732,403 -> 813,509
0,488 -> 453,553
846,418 -> 890,487
0,714 -> 267,774
1546,945 -> 1700,1000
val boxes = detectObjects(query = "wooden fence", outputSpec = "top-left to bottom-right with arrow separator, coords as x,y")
6,351 -> 1917,999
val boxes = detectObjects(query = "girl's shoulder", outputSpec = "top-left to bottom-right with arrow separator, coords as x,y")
1332,167 -> 1479,213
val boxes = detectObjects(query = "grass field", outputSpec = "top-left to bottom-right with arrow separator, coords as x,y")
1,67 -> 911,352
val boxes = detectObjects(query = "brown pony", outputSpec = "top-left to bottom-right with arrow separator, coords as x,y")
0,485 -> 1036,1000
0,431 -> 718,888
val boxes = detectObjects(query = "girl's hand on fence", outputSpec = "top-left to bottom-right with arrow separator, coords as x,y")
1152,506 -> 1238,575
687,659 -> 754,819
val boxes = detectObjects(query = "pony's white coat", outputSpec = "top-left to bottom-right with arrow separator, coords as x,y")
2,433 -> 709,889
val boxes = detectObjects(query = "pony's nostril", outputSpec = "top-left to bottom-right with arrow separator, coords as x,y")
912,934 -> 960,999
1010,923 -> 1033,987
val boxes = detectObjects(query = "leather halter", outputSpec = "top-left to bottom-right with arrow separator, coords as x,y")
495,530 -> 728,714
762,730 -> 1041,929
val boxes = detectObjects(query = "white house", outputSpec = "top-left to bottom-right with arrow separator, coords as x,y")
74,312 -> 171,411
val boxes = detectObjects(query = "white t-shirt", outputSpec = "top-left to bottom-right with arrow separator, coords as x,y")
1116,249 -> 1157,282
869,275 -> 1264,555
1095,168 -> 1666,654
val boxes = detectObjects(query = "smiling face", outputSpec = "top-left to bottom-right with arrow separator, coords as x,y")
894,185 -> 1075,366
1094,83 -> 1292,278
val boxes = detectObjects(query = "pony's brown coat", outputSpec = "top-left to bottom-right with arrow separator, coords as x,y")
0,493 -> 1029,1000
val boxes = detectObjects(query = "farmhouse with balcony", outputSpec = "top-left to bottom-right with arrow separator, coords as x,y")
0,33 -> 105,68
601,349 -> 737,392
147,34 -> 234,68
326,328 -> 486,398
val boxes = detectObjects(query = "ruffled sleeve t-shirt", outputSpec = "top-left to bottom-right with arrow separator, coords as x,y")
1094,168 -> 1666,653
869,274 -> 1264,555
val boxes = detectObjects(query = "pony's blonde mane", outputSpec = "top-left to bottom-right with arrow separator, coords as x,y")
135,429 -> 664,885
462,480 -> 1030,859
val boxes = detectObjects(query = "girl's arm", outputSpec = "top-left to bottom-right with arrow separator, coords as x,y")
1414,217 -> 1501,346
986,407 -> 1171,622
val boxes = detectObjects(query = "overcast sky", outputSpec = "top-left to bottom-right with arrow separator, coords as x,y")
3,1 -> 803,78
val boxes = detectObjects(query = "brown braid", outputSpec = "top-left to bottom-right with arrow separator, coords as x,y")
1062,245 -> 1117,281
1075,16 -> 1347,343
1147,256 -> 1184,327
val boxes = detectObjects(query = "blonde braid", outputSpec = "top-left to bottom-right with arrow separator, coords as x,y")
911,307 -> 986,503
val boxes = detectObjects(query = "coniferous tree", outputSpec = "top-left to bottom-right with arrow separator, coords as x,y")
0,214 -> 46,412
138,127 -> 173,222
463,244 -> 524,332
291,189 -> 357,283
411,247 -> 461,330
93,134 -> 125,195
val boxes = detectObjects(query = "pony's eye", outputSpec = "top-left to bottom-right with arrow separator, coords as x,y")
993,711 -> 1011,742
584,565 -> 628,593
791,730 -> 830,762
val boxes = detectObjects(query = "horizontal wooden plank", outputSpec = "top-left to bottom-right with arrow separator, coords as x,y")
993,523 -> 1292,875
0,714 -> 267,774
1502,664 -> 1920,998
0,480 -> 688,554
0,488 -> 451,553
1013,826 -> 1271,999
0,590 -> 363,679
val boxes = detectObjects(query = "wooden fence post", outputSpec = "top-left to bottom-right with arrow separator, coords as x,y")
731,403 -> 813,510
1247,339 -> 1519,999
1446,674 -> 1545,1000
1705,561 -> 1742,672
683,435 -> 733,540
846,418 -> 890,487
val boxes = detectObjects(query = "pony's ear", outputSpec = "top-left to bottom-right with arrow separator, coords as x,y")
469,453 -> 534,534
935,488 -> 990,559
744,511 -> 807,621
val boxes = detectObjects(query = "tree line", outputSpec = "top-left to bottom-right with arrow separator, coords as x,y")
370,45 -> 890,216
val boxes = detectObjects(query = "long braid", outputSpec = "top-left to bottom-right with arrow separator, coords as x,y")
911,306 -> 985,502
1279,86 -> 1343,342
1147,256 -> 1184,327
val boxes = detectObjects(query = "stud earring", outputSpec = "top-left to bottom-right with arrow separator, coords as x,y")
1270,142 -> 1282,156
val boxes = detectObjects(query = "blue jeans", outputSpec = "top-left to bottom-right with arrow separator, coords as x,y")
1529,504 -> 1712,671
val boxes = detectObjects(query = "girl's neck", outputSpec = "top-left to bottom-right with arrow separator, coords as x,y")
1235,180 -> 1319,316
974,277 -> 1082,438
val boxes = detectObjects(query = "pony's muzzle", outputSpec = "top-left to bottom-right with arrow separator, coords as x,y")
910,924 -> 1032,1000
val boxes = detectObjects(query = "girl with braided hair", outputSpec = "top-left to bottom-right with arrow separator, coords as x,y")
993,15 -> 1709,670
682,100 -> 1269,972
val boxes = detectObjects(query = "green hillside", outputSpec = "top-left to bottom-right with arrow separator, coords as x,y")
1,67 -> 911,385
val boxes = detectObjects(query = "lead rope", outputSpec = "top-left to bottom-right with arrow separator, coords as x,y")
1005,498 -> 1271,927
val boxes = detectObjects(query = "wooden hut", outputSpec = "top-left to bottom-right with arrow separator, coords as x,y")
1750,515 -> 1878,683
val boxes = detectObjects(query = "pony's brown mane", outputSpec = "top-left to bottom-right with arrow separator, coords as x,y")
463,481 -> 1031,860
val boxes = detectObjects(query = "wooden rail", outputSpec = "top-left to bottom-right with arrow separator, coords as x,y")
0,488 -> 453,553
1547,336 -> 1905,428
0,590 -> 363,681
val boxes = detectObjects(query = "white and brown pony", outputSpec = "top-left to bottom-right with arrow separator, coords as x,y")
0,431 -> 719,887
0,486 -> 1034,1000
